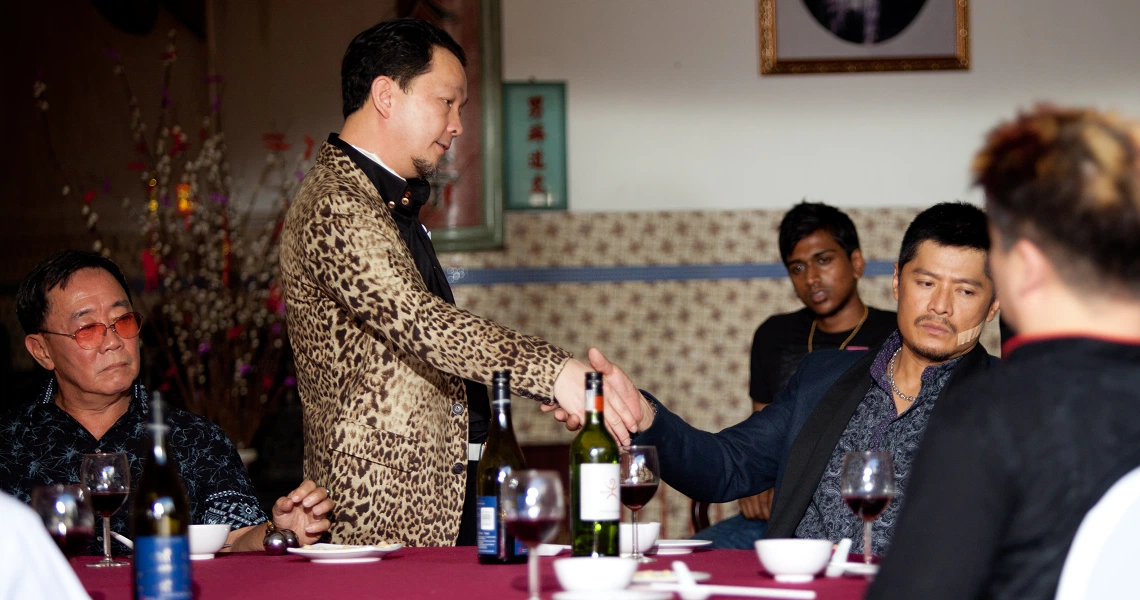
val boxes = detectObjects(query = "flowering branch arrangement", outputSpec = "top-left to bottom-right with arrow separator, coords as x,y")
35,29 -> 312,448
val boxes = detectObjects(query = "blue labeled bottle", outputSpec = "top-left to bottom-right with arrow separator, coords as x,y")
476,370 -> 528,564
132,392 -> 192,599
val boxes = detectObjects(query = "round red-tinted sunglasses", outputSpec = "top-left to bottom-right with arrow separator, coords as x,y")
40,312 -> 143,350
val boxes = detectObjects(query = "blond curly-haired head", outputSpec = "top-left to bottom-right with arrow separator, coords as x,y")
973,104 -> 1140,293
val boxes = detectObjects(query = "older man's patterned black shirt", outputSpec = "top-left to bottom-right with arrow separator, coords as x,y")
794,331 -> 963,555
0,378 -> 267,555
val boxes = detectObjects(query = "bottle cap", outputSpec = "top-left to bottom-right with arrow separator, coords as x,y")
586,372 -> 602,384
493,370 -> 511,383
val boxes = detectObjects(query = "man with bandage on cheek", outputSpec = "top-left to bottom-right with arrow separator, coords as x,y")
589,202 -> 1001,557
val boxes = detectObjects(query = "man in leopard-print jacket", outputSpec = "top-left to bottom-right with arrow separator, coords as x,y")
280,19 -> 616,547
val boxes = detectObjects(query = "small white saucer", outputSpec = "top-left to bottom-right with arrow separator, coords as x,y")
190,553 -> 216,561
553,591 -> 672,600
654,539 -> 713,549
632,569 -> 711,583
841,562 -> 879,576
537,544 -> 571,556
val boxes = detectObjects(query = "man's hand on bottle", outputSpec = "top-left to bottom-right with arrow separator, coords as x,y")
543,352 -> 642,445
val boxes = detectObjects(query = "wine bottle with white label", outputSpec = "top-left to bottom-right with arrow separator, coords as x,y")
131,392 -> 192,600
569,372 -> 620,557
476,370 -> 528,564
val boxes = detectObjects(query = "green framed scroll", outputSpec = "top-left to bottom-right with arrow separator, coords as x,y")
503,82 -> 568,210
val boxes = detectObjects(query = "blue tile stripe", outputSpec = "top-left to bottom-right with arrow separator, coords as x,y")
446,260 -> 896,286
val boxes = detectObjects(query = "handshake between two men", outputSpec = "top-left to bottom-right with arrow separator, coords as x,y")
543,348 -> 652,445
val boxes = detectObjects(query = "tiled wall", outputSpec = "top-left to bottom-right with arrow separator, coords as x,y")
439,208 -> 1001,540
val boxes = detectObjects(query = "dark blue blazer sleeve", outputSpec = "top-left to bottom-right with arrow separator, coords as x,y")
632,349 -> 865,505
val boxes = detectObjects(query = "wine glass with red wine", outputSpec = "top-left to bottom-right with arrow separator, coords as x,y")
840,451 -> 896,564
31,483 -> 95,562
502,469 -> 565,600
620,445 -> 659,563
81,452 -> 131,568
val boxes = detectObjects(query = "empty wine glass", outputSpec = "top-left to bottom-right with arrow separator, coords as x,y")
840,451 -> 896,564
81,452 -> 131,567
620,445 -> 659,563
31,484 -> 95,562
502,469 -> 565,600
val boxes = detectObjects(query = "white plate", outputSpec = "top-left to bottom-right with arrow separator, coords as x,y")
304,556 -> 382,565
190,553 -> 216,561
537,544 -> 571,556
654,539 -> 713,549
651,547 -> 695,556
287,543 -> 402,563
840,562 -> 879,576
553,591 -> 673,600
632,569 -> 711,583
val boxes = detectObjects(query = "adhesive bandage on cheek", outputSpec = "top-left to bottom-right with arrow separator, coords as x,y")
957,322 -> 984,346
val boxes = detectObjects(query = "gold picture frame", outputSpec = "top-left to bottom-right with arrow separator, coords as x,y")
759,0 -> 970,75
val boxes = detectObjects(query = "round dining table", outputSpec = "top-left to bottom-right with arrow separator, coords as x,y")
76,546 -> 869,599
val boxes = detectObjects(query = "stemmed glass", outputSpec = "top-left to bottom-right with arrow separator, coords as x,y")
502,470 -> 565,600
620,445 -> 660,563
31,484 -> 95,562
81,452 -> 131,568
840,451 -> 896,564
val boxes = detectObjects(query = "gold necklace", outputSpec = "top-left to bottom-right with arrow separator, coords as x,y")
808,305 -> 869,353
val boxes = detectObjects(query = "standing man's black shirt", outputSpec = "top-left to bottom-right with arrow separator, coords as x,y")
750,307 -> 897,405
327,134 -> 488,544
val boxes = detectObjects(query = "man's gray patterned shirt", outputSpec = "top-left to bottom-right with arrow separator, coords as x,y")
794,331 -> 963,555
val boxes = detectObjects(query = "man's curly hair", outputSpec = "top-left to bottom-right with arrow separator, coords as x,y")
973,104 -> 1140,293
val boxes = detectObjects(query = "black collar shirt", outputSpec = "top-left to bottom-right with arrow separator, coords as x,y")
0,378 -> 266,555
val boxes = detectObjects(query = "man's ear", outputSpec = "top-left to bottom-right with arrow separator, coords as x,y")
25,334 -> 55,371
370,76 -> 396,119
892,262 -> 901,302
985,299 -> 1000,323
1014,239 -> 1050,297
850,248 -> 866,279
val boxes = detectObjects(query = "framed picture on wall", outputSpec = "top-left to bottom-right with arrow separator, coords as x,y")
758,0 -> 970,75
502,82 -> 568,211
401,0 -> 505,251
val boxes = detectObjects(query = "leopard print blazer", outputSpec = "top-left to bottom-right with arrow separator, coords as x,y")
280,142 -> 572,546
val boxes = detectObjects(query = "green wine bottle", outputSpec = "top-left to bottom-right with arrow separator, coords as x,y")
132,392 -> 192,600
570,372 -> 620,557
476,370 -> 528,564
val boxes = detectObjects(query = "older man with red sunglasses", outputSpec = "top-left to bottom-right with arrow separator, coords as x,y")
0,249 -> 332,556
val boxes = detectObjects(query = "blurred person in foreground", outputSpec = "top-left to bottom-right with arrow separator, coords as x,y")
577,202 -> 999,554
870,106 -> 1140,599
698,202 -> 896,548
0,491 -> 90,599
0,250 -> 332,555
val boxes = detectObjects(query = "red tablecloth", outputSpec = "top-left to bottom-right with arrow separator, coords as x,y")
76,547 -> 868,599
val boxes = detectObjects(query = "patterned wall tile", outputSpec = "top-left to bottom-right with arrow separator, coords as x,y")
441,208 -> 998,539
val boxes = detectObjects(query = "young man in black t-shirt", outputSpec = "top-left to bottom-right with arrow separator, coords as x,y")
695,201 -> 896,548
751,202 -> 897,409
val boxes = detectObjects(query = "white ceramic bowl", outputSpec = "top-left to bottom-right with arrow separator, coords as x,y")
754,539 -> 833,583
188,524 -> 231,560
619,521 -> 661,555
553,556 -> 638,592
